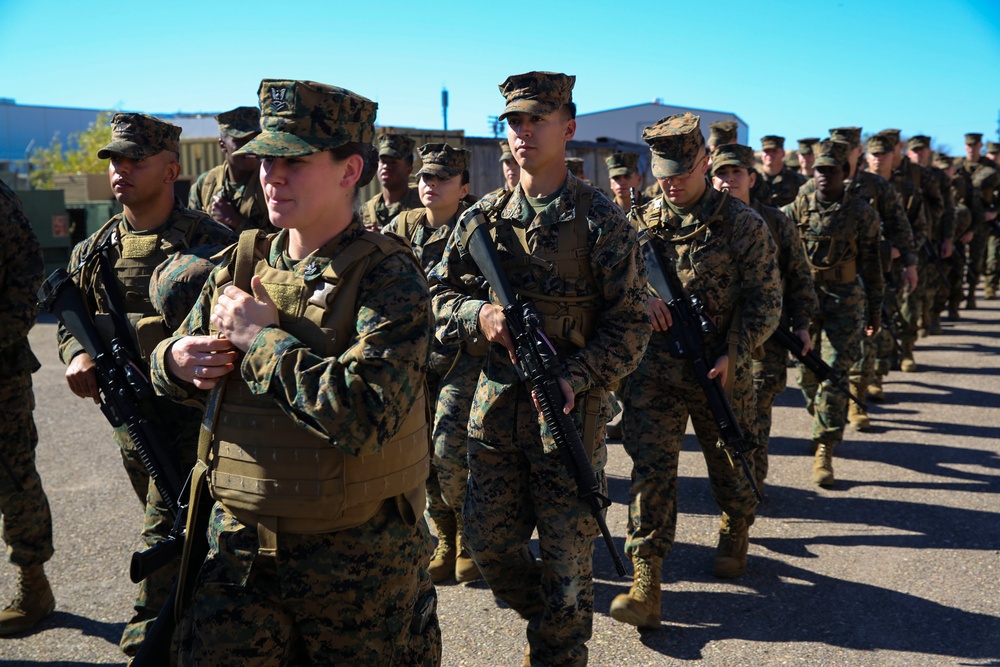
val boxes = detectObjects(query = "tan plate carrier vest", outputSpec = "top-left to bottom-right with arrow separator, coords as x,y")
86,212 -> 205,362
205,229 -> 430,539
798,196 -> 860,284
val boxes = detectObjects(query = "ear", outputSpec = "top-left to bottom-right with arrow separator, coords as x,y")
459,182 -> 470,199
748,170 -> 757,188
165,160 -> 181,184
564,118 -> 577,142
218,137 -> 227,153
341,153 -> 365,188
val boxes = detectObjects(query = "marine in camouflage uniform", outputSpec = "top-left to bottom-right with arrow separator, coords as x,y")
385,142 -> 483,585
782,140 -> 883,486
759,135 -> 806,208
606,151 -> 652,214
489,139 -> 521,196
611,119 -> 780,632
430,71 -> 650,667
55,113 -> 237,659
0,179 -> 55,636
151,80 -> 440,667
797,138 -> 820,178
954,133 -> 998,308
905,135 -> 955,334
188,106 -> 272,233
800,126 -> 914,406
362,133 -> 422,231
934,153 -> 973,320
710,144 -> 817,494
983,141 -> 1000,299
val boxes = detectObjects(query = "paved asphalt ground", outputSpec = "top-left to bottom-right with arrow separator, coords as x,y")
2,292 -> 998,667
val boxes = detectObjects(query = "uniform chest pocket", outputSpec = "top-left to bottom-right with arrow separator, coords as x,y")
687,236 -> 731,278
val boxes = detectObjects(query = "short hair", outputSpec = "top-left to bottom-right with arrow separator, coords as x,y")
562,102 -> 577,120
461,169 -> 470,186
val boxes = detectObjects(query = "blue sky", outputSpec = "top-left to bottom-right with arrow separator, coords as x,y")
1,0 -> 998,154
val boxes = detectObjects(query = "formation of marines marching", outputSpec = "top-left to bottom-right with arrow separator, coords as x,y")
1,70 -> 997,667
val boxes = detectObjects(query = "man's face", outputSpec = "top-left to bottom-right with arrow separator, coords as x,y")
378,155 -> 412,190
711,165 -> 753,202
908,147 -> 931,167
221,133 -> 260,174
761,147 -> 785,172
866,150 -> 893,174
798,152 -> 815,172
108,151 -> 176,209
815,164 -> 845,199
966,141 -> 983,161
610,171 -> 642,199
506,110 -> 575,176
657,152 -> 709,207
502,158 -> 520,190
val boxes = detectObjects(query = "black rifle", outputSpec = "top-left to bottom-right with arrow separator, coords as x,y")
463,212 -> 627,577
921,239 -> 948,282
770,326 -> 864,409
635,229 -> 763,503
38,266 -> 198,667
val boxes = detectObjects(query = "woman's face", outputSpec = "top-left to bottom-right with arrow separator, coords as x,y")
260,152 -> 356,230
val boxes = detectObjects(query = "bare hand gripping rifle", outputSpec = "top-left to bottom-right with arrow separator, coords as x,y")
463,211 -> 627,577
635,228 -> 764,503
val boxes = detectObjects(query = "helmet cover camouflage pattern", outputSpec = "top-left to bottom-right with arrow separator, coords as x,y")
416,143 -> 470,179
797,137 -> 820,155
814,139 -> 850,168
98,113 -> 181,160
605,151 -> 639,177
149,246 -> 222,331
215,107 -> 261,139
965,132 -> 983,145
829,126 -> 863,149
565,157 -> 585,177
643,113 -> 705,178
497,71 -> 575,121
760,135 -> 785,150
498,140 -> 514,162
711,143 -> 756,174
907,135 -> 932,151
377,133 -> 416,159
708,120 -> 738,147
235,80 -> 377,158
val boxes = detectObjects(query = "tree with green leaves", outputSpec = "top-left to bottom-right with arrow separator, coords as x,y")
29,111 -> 114,189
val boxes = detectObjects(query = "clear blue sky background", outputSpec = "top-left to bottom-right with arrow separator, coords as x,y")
1,0 -> 998,155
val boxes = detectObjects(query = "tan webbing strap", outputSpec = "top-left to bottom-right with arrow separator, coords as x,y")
581,389 -> 604,460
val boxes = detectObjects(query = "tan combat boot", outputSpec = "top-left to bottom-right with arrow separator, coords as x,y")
454,517 -> 481,584
0,565 -> 55,636
610,556 -> 662,629
847,384 -> 870,431
812,442 -> 835,487
427,517 -> 458,584
930,313 -> 942,335
900,342 -> 917,373
712,515 -> 750,579
867,376 -> 885,403
985,285 -> 996,300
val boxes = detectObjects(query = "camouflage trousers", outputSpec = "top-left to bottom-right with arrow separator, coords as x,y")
986,228 -> 1000,290
114,402 -> 200,658
752,337 -> 789,489
967,224 -> 988,290
799,282 -> 865,446
899,254 -> 931,345
943,250 -> 967,312
0,372 -> 53,567
620,352 -> 758,561
426,354 -> 481,538
852,269 -> 898,386
179,500 -> 440,667
464,384 -> 608,667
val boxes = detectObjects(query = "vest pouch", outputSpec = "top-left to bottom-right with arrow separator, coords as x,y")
134,315 -> 169,360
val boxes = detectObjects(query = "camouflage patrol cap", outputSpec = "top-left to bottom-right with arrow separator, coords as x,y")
497,71 -> 575,121
814,139 -> 850,168
149,247 -> 220,332
987,141 -> 1000,154
965,133 -> 983,145
98,113 -> 181,160
499,140 -> 514,162
643,113 -> 706,178
235,80 -> 377,158
708,120 -> 738,147
867,134 -> 894,154
907,135 -> 931,151
565,157 -> 585,177
377,133 -> 416,160
797,138 -> 820,155
215,107 -> 261,139
879,129 -> 901,148
416,143 -> 470,180
711,144 -> 755,174
784,150 -> 799,168
605,152 -> 639,177
761,135 -> 785,150
829,126 -> 862,149
933,152 -> 953,168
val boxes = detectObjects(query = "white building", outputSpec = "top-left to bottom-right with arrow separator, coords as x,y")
574,101 -> 748,146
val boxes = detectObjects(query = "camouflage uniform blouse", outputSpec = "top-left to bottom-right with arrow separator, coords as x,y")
0,180 -> 44,375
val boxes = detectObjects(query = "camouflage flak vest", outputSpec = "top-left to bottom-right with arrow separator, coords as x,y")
207,230 -> 430,535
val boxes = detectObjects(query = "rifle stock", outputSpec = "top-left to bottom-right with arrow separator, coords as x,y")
770,326 -> 865,409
